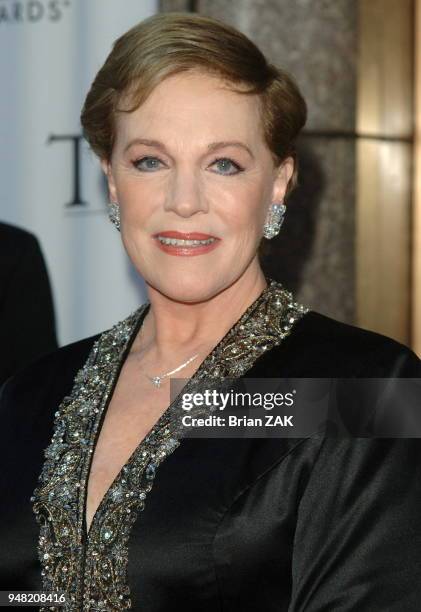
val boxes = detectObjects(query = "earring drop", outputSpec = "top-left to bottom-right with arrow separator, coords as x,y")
107,201 -> 121,232
262,202 -> 286,239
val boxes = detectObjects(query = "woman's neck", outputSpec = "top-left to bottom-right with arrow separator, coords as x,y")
132,267 -> 268,365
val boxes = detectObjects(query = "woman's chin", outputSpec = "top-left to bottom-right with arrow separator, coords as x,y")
147,274 -> 229,305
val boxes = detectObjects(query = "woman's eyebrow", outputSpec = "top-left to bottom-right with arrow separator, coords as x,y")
207,141 -> 254,158
124,138 -> 254,158
124,138 -> 166,153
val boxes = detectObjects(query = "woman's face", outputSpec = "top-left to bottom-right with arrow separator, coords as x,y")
102,71 -> 293,303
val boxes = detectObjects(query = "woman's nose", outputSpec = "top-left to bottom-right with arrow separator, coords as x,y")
163,168 -> 208,218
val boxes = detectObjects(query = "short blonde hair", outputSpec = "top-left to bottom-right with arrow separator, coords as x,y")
80,12 -> 307,199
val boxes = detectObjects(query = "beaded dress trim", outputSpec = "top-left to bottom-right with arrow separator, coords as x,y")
31,278 -> 309,611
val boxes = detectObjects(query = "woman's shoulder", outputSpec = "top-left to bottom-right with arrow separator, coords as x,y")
295,309 -> 413,349
0,302 -> 145,411
272,309 -> 421,377
0,332 -> 101,410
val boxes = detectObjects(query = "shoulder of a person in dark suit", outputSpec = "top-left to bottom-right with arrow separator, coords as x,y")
0,221 -> 52,295
0,221 -> 59,383
0,221 -> 41,261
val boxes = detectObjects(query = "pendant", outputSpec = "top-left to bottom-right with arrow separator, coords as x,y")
151,376 -> 162,388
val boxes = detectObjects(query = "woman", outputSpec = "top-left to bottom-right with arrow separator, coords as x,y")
1,12 -> 420,612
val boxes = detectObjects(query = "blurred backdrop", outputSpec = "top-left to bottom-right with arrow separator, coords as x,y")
0,0 -> 420,356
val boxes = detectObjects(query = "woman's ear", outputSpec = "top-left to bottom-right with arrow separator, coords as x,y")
272,156 -> 294,202
100,159 -> 117,202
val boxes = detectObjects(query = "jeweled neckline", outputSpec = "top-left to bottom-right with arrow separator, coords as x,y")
83,276 -> 282,537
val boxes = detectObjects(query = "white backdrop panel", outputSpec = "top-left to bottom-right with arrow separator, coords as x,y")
0,0 -> 158,345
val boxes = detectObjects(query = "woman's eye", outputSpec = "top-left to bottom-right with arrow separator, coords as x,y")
132,156 -> 164,171
210,158 -> 244,175
132,156 -> 243,175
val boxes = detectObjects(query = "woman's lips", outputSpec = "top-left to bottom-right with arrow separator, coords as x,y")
152,231 -> 221,257
152,231 -> 218,240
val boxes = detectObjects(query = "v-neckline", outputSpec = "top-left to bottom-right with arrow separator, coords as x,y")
83,300 -> 150,539
82,279 -> 277,539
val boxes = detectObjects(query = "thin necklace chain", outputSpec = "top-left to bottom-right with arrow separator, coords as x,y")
136,322 -> 200,389
142,353 -> 199,389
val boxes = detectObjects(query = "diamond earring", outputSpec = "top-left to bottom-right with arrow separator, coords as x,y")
262,202 -> 286,239
107,201 -> 121,232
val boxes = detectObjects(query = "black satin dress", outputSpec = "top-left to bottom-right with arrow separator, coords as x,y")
0,278 -> 420,611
